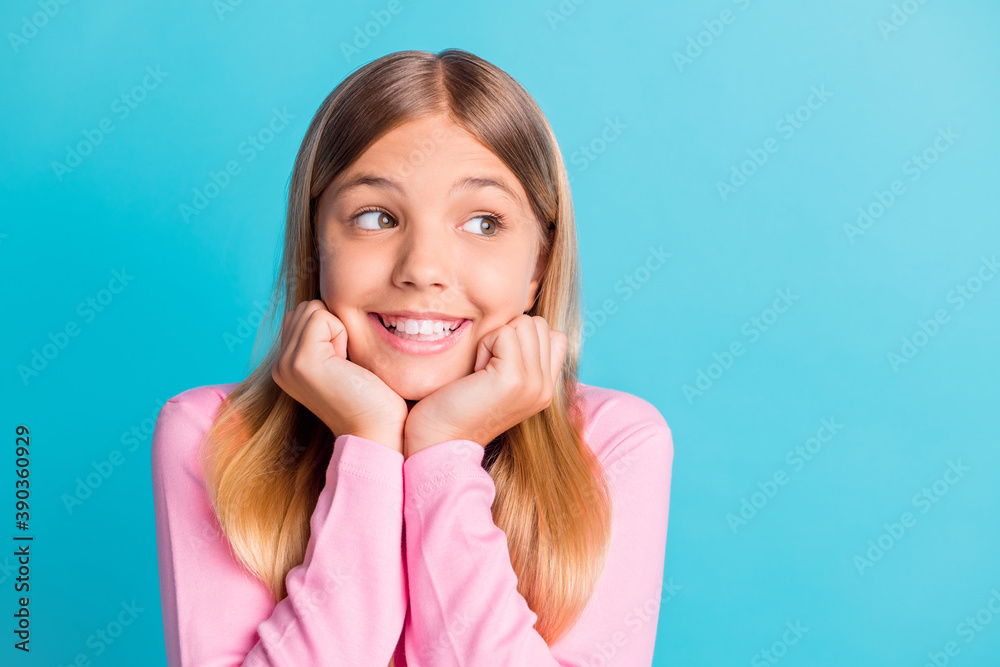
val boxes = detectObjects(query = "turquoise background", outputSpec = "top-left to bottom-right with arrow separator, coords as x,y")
2,0 -> 998,664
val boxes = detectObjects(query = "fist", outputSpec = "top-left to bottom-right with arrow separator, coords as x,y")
271,300 -> 407,452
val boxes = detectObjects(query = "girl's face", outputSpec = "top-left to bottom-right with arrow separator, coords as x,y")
316,113 -> 546,401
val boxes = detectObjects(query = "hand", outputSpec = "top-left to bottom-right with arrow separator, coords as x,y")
271,300 -> 407,453
403,314 -> 567,459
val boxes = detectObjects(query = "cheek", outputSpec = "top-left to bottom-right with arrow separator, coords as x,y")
318,266 -> 370,351
321,247 -> 381,304
464,255 -> 534,316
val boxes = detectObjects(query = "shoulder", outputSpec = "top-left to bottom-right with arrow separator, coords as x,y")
151,382 -> 241,485
159,382 -> 240,417
573,381 -> 673,465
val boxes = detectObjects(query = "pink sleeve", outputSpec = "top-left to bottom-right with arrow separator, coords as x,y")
399,398 -> 674,666
151,386 -> 407,666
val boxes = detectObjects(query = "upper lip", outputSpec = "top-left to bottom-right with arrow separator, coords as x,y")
374,310 -> 468,322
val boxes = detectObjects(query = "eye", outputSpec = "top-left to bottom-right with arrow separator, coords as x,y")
461,214 -> 506,237
354,208 -> 397,231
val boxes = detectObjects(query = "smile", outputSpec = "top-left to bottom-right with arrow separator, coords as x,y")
369,312 -> 470,355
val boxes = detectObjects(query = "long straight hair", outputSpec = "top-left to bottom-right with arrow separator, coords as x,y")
200,49 -> 612,656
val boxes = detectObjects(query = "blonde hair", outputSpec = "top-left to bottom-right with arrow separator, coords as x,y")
200,49 -> 612,658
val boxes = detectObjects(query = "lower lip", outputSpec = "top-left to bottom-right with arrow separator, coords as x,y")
370,313 -> 470,355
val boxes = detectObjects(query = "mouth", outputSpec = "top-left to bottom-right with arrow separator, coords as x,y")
374,312 -> 466,341
369,312 -> 471,354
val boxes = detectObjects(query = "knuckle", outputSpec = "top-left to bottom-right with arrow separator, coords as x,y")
307,306 -> 329,323
531,379 -> 545,400
289,355 -> 308,375
497,373 -> 519,393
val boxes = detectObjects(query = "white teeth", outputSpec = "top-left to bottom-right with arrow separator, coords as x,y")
379,314 -> 462,334
375,313 -> 466,342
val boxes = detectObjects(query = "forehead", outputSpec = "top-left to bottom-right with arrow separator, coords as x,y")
333,116 -> 526,199
360,114 -> 492,161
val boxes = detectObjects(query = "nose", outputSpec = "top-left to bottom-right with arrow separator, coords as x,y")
391,220 -> 455,292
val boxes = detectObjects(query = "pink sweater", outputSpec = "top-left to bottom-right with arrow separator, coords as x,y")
151,381 -> 673,666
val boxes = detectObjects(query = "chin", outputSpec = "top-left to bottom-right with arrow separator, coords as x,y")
381,369 -> 459,402
391,377 -> 444,402
352,343 -> 473,401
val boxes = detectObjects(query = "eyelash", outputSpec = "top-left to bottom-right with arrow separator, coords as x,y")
349,206 -> 508,237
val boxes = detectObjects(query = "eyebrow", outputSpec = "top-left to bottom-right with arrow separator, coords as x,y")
334,173 -> 522,206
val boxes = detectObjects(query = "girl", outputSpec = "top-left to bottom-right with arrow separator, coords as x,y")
151,48 -> 673,666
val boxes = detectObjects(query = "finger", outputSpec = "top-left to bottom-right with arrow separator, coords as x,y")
294,305 -> 347,363
491,322 -> 524,376
279,303 -> 311,355
474,324 -> 505,373
513,315 -> 542,391
474,335 -> 492,373
274,306 -> 305,386
549,329 -> 567,385
286,300 -> 326,353
532,317 -> 552,395
286,300 -> 330,361
283,301 -> 310,347
280,309 -> 295,347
